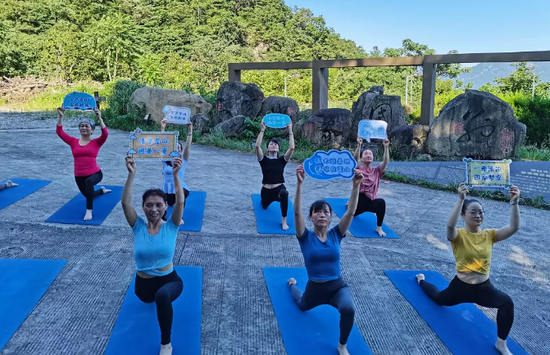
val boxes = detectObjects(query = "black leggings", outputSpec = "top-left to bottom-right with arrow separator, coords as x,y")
420,276 -> 514,339
261,184 -> 288,217
167,188 -> 190,206
75,170 -> 104,210
290,277 -> 355,345
135,270 -> 184,345
354,193 -> 385,226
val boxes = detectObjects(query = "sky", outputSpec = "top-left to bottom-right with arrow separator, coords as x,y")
284,0 -> 550,57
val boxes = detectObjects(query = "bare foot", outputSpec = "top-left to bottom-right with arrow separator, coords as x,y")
288,278 -> 297,287
83,209 -> 93,221
159,343 -> 172,355
101,186 -> 112,194
337,343 -> 350,355
180,219 -> 185,225
375,226 -> 386,237
5,180 -> 18,188
282,217 -> 289,231
415,274 -> 425,284
495,338 -> 513,355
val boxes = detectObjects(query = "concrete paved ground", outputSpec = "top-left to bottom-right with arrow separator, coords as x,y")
0,114 -> 549,355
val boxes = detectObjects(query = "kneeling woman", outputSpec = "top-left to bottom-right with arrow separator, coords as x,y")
288,165 -> 363,355
416,183 -> 521,355
121,156 -> 185,355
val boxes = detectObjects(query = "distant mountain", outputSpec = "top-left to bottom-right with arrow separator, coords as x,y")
455,62 -> 550,89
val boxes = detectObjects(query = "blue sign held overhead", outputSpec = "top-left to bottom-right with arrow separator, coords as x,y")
163,105 -> 191,125
304,150 -> 357,180
358,120 -> 387,142
62,92 -> 97,111
263,113 -> 291,129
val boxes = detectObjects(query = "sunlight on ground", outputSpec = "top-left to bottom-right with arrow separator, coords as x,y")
509,246 -> 549,288
426,233 -> 449,251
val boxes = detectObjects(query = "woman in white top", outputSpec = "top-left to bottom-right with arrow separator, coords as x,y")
160,120 -> 192,221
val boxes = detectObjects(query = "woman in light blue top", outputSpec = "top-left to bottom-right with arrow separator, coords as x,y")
121,155 -> 185,355
160,119 -> 191,210
288,164 -> 363,355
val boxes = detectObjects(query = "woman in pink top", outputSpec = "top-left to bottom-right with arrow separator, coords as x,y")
56,107 -> 111,221
352,137 -> 390,237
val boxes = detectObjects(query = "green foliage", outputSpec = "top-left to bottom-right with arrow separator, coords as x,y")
102,80 -> 145,127
512,96 -> 550,147
517,145 -> 550,161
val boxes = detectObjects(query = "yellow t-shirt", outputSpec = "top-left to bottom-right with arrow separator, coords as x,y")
451,228 -> 497,274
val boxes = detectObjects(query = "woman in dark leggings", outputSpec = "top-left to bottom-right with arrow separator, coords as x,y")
255,120 -> 295,231
416,183 -> 521,355
288,164 -> 363,355
56,107 -> 111,221
121,156 -> 185,355
352,137 -> 390,237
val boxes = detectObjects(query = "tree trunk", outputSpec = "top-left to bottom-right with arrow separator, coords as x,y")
114,49 -> 118,80
106,51 -> 112,82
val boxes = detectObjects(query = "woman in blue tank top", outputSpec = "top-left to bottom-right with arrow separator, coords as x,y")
288,164 -> 363,355
121,156 -> 186,355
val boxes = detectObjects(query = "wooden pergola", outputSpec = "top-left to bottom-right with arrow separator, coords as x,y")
228,50 -> 550,125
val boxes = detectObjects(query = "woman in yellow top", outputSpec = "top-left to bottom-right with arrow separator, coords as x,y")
416,183 -> 520,355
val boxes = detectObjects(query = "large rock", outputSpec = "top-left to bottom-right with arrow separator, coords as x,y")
351,86 -> 406,138
213,115 -> 246,138
389,125 -> 430,160
214,81 -> 264,125
301,108 -> 352,149
129,87 -> 212,124
427,90 -> 526,159
191,113 -> 212,134
258,96 -> 300,124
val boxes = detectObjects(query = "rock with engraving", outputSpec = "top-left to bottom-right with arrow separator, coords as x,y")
301,108 -> 352,149
389,125 -> 430,160
427,90 -> 526,159
351,86 -> 406,138
259,96 -> 300,124
214,81 -> 264,125
129,87 -> 212,124
213,115 -> 246,138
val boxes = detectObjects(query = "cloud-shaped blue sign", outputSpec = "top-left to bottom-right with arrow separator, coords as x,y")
358,120 -> 387,142
62,92 -> 97,111
304,150 -> 357,180
263,113 -> 291,129
169,151 -> 180,157
128,149 -> 137,154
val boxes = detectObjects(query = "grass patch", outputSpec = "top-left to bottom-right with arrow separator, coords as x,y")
384,171 -> 550,210
517,145 -> 550,161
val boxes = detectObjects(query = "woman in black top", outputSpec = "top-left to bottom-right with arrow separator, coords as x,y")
255,120 -> 295,230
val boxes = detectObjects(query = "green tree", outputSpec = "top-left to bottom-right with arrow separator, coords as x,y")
494,62 -> 540,94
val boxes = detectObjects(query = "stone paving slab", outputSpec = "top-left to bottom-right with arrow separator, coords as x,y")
0,120 -> 549,355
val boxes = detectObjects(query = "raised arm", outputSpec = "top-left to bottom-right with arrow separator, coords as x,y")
183,122 -> 193,161
55,107 -> 73,145
447,183 -> 468,241
171,158 -> 185,226
256,120 -> 265,161
378,139 -> 390,174
294,165 -> 306,238
121,156 -> 138,227
284,122 -> 295,161
496,186 -> 521,242
160,119 -> 166,132
353,137 -> 363,162
338,169 -> 363,235
94,109 -> 108,145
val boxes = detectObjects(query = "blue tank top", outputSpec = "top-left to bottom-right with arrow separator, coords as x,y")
132,215 -> 179,276
298,225 -> 345,281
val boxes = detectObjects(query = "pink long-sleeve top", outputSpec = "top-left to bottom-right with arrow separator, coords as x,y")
56,125 -> 108,177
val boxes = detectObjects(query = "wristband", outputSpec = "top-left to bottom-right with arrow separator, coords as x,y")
510,200 -> 518,205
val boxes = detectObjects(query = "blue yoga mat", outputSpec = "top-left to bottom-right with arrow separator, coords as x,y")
165,191 -> 207,232
385,270 -> 528,355
324,198 -> 399,239
105,266 -> 202,355
45,185 -> 123,225
252,194 -> 295,235
0,179 -> 51,210
0,259 -> 66,350
263,267 -> 372,355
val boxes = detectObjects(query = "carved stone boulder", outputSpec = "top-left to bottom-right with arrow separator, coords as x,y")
214,81 -> 264,125
301,108 -> 352,149
389,125 -> 430,160
258,96 -> 300,124
213,115 -> 246,138
427,90 -> 526,159
351,86 -> 406,139
191,113 -> 212,134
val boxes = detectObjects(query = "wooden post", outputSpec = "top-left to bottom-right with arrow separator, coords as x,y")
312,63 -> 329,114
420,63 -> 437,126
94,91 -> 106,110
